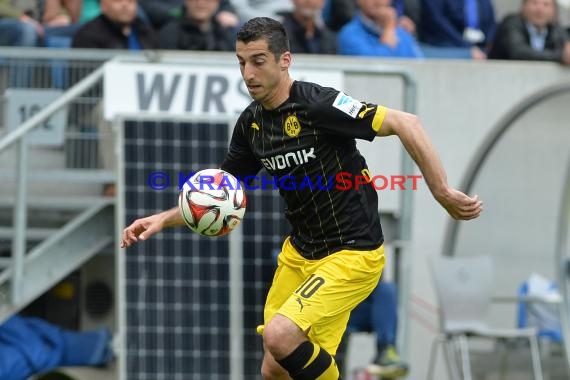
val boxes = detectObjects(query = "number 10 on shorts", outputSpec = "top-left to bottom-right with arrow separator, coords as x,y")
295,274 -> 325,298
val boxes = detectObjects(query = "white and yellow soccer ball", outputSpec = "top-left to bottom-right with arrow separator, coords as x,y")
178,169 -> 246,237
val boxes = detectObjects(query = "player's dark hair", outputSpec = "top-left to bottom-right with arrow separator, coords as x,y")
236,17 -> 290,60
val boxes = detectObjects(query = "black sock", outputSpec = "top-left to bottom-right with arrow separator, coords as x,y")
277,341 -> 341,380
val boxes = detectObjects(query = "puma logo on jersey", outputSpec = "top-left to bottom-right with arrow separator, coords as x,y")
251,122 -> 260,131
260,147 -> 316,171
358,104 -> 375,119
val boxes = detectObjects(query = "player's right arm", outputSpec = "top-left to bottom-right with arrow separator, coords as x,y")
121,207 -> 184,248
377,108 -> 483,221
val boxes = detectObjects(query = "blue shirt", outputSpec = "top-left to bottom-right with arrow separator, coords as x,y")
418,0 -> 496,47
128,28 -> 142,50
525,22 -> 548,51
337,13 -> 424,58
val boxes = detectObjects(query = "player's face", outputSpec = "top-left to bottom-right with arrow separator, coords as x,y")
236,39 -> 291,106
523,0 -> 556,29
100,0 -> 137,25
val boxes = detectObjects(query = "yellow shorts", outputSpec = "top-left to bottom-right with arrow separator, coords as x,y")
258,237 -> 385,355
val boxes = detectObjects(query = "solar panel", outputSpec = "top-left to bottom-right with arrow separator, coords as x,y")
123,120 -> 288,379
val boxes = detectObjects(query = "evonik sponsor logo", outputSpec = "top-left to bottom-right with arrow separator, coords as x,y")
260,147 -> 316,171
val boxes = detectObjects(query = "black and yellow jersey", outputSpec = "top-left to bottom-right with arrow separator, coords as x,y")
221,80 -> 385,259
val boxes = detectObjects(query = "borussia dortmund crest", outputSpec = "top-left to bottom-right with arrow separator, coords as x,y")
284,115 -> 301,137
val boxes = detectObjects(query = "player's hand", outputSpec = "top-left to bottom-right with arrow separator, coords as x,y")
121,214 -> 165,248
437,189 -> 483,220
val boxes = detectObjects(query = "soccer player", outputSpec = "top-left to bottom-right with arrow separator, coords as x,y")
121,17 -> 483,380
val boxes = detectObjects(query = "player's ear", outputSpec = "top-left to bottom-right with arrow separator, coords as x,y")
280,51 -> 292,70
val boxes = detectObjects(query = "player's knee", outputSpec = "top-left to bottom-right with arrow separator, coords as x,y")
263,316 -> 302,358
263,320 -> 287,356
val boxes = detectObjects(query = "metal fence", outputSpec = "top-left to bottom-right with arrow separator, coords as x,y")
0,48 -> 145,173
114,114 -> 288,380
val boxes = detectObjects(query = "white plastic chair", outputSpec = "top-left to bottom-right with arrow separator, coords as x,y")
427,255 -> 543,380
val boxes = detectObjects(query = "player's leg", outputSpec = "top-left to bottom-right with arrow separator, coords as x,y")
260,238 -> 307,379
260,239 -> 342,379
264,314 -> 340,380
262,240 -> 385,379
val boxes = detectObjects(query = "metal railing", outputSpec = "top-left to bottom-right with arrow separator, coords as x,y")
0,48 -> 152,307
0,48 -> 139,172
0,65 -> 105,304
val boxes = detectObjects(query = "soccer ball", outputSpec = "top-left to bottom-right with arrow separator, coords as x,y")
178,169 -> 246,237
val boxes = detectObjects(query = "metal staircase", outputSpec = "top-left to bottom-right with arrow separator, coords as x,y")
0,65 -> 114,324
0,199 -> 114,323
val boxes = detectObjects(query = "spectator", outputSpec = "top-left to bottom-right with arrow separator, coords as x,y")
158,0 -> 236,51
230,0 -> 293,23
40,0 -> 84,48
392,0 -> 420,34
418,0 -> 496,59
279,0 -> 337,55
0,0 -> 43,87
72,0 -> 157,49
347,280 -> 408,378
78,0 -> 101,23
322,0 -> 419,33
489,0 -> 570,65
337,0 -> 423,58
0,0 -> 42,47
270,247 -> 408,378
0,315 -> 113,379
139,0 -> 239,30
322,0 -> 355,31
561,2 -> 570,35
214,0 -> 240,29
42,0 -> 81,26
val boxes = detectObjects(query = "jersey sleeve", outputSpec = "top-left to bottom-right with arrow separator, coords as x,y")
308,87 -> 387,141
220,113 -> 263,179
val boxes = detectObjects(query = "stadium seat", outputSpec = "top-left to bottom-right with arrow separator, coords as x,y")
427,255 -> 543,380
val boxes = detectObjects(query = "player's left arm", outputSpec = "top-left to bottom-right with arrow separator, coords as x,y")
121,207 -> 184,248
376,108 -> 483,220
